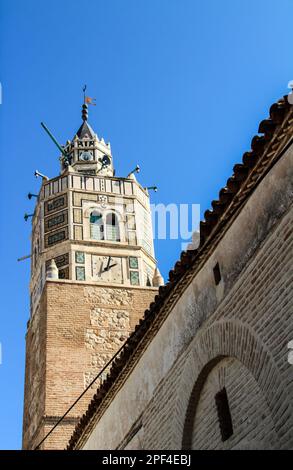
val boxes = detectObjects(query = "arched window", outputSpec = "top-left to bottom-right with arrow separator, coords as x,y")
90,210 -> 104,240
105,212 -> 120,241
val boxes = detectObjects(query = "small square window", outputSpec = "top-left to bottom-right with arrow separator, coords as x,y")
129,256 -> 138,269
75,251 -> 85,264
213,262 -> 221,285
215,387 -> 233,441
76,266 -> 85,281
130,271 -> 140,286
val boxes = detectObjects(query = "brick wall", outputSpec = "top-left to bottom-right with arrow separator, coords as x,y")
22,292 -> 47,450
190,357 -> 279,449
22,282 -> 157,449
141,206 -> 293,450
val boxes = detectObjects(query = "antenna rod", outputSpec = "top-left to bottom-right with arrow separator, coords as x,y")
17,254 -> 32,262
41,122 -> 68,158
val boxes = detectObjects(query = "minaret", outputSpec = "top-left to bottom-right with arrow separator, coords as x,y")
22,103 -> 162,449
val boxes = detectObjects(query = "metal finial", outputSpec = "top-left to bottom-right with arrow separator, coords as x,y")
82,85 -> 88,120
82,85 -> 96,120
82,103 -> 88,121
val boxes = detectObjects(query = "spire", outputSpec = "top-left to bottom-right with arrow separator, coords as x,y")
73,86 -> 97,139
76,120 -> 96,139
75,102 -> 96,139
67,94 -> 114,176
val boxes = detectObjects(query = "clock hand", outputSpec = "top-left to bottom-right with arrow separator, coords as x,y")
99,261 -> 104,275
105,256 -> 111,271
107,263 -> 117,270
103,257 -> 114,272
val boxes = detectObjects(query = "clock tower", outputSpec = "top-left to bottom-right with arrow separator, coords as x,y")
22,103 -> 164,450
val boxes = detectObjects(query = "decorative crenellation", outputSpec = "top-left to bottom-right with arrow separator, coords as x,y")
40,174 -> 150,207
59,122 -> 113,176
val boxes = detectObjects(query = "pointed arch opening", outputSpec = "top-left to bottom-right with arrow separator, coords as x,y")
90,210 -> 104,240
105,212 -> 120,241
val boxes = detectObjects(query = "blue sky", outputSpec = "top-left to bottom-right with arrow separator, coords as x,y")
0,0 -> 293,449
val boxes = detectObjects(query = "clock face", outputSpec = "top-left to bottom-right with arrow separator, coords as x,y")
92,255 -> 123,283
79,151 -> 93,161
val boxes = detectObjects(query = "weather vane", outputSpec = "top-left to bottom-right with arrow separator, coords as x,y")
83,84 -> 96,106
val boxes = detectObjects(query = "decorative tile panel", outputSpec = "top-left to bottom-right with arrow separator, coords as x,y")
74,225 -> 83,240
44,227 -> 68,248
85,177 -> 94,191
124,182 -> 133,195
76,266 -> 85,281
73,192 -> 97,207
129,256 -> 138,269
127,214 -> 136,230
44,210 -> 68,233
46,253 -> 69,269
58,267 -> 69,279
127,231 -> 137,245
61,177 -> 68,191
126,201 -> 134,213
73,208 -> 82,224
75,251 -> 85,264
105,180 -> 112,193
130,271 -> 140,286
112,180 -> 121,194
98,195 -> 108,208
44,194 -> 67,215
100,179 -> 105,192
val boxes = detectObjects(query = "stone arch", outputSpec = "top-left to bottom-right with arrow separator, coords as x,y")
182,356 -> 279,449
83,205 -> 125,242
84,204 -> 101,219
171,320 -> 292,449
103,208 -> 122,242
181,355 -> 225,449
